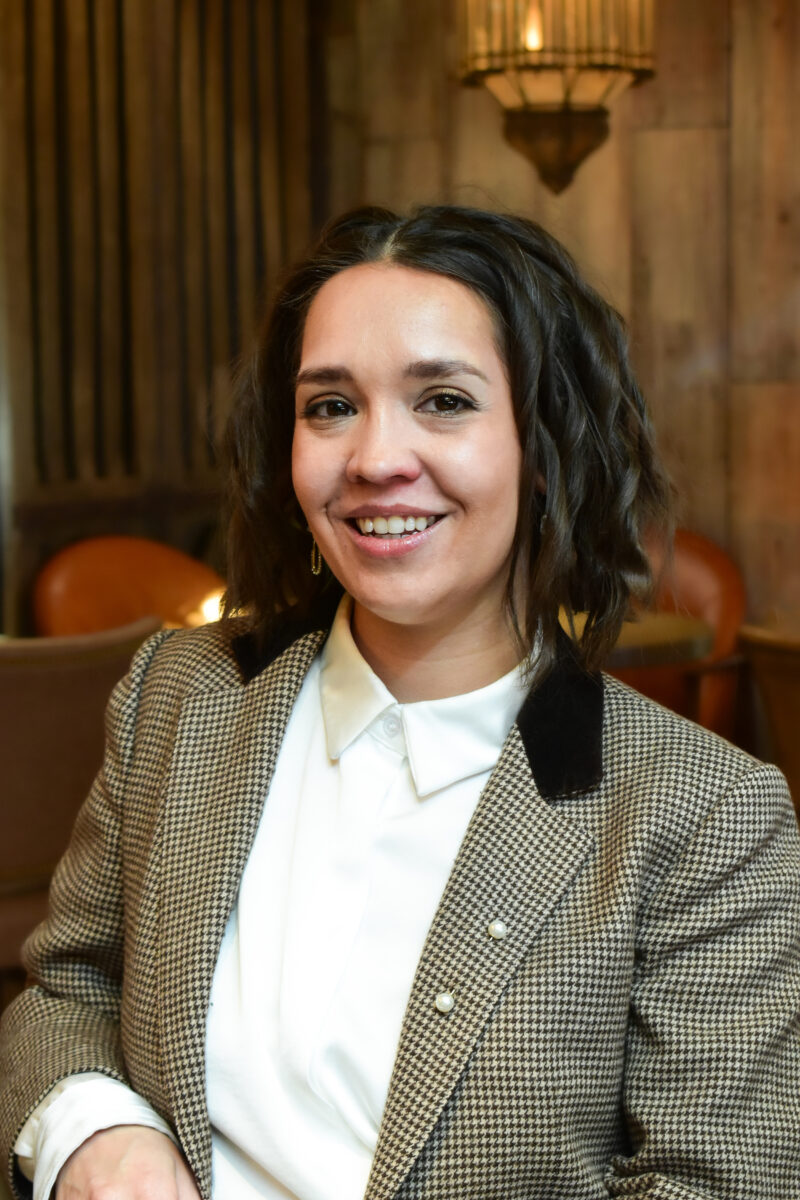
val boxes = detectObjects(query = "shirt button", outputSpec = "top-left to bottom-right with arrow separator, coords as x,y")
383,714 -> 401,738
487,919 -> 508,940
435,992 -> 455,1014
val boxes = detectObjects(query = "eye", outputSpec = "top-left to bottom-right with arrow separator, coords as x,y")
418,390 -> 476,415
301,396 -> 355,420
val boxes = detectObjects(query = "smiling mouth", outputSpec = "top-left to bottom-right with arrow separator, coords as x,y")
352,515 -> 439,537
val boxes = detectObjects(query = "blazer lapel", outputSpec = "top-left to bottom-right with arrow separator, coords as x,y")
365,725 -> 597,1200
157,630 -> 325,1194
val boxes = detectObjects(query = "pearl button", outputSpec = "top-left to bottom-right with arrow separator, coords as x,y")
487,919 -> 508,940
383,714 -> 401,738
435,992 -> 455,1014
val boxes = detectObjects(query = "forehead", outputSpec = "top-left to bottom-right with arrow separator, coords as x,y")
299,263 -> 502,365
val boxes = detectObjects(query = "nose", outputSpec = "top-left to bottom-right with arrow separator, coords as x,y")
345,407 -> 422,485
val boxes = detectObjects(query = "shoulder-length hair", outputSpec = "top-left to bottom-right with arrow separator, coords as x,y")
224,204 -> 673,681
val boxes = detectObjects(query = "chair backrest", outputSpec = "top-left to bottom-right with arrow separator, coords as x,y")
33,535 -> 224,635
0,617 -> 160,967
739,624 -> 800,817
651,529 -> 746,660
610,529 -> 747,738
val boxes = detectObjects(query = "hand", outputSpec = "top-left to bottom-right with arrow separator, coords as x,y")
56,1124 -> 201,1198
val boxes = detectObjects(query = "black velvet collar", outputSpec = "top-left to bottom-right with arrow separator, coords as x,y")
232,609 -> 603,801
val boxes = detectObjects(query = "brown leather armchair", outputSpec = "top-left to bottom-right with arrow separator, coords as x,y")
0,618 -> 161,1003
610,529 -> 747,739
33,535 -> 225,635
739,624 -> 800,816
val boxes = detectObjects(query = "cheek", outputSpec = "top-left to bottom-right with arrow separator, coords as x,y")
290,429 -> 316,514
481,430 -> 523,524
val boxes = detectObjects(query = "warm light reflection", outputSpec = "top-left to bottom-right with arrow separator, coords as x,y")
200,589 -> 225,623
524,4 -> 543,51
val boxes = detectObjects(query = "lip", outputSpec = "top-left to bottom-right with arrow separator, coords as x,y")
343,516 -> 441,558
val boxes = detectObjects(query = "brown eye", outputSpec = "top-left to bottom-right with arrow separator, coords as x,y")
305,398 -> 354,419
419,391 -> 474,415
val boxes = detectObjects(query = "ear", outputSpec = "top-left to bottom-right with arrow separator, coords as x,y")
535,471 -> 546,493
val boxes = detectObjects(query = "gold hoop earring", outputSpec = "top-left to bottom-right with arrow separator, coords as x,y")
310,538 -> 322,576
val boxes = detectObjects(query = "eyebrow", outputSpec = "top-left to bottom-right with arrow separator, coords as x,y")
294,359 -> 489,387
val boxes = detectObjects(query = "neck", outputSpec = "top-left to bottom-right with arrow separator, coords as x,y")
350,604 -> 521,702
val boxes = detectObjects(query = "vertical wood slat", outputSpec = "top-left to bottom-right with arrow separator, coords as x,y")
203,0 -> 232,455
152,0 -> 183,480
630,128 -> 729,544
64,0 -> 97,483
2,4 -> 310,489
0,1 -> 36,496
254,0 -> 285,301
731,383 -> 800,619
115,0 -> 135,477
230,0 -> 257,357
731,0 -> 800,383
94,0 -> 125,478
179,0 -> 209,476
279,0 -> 311,262
121,0 -> 159,483
32,0 -> 66,485
629,0 -> 730,131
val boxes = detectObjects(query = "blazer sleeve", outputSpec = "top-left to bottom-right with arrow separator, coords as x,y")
606,762 -> 800,1199
0,629 -> 176,1200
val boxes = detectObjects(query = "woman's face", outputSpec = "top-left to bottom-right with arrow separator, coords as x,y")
291,262 -> 522,645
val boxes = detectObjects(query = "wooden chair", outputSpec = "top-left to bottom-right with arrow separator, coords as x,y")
609,529 -> 746,739
739,624 -> 800,818
33,535 -> 225,635
0,617 -> 160,1003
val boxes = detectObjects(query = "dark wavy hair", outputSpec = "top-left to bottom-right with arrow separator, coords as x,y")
224,204 -> 673,680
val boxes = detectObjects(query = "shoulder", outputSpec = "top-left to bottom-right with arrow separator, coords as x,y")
121,617 -> 329,709
597,672 -> 795,859
601,672 -> 760,791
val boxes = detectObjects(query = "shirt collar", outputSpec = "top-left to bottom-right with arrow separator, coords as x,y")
319,597 -> 529,797
320,597 -> 397,760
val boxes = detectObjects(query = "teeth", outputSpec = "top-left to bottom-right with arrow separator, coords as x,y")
355,515 -> 437,536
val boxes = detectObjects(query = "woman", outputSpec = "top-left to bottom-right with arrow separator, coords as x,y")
2,206 -> 799,1200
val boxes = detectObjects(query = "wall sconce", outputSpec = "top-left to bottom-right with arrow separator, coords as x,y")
458,1 -> 655,193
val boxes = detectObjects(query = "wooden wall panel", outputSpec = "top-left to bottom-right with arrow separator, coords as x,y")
357,0 -> 450,209
731,384 -> 800,619
731,0 -> 800,383
631,0 -> 729,130
630,129 -> 729,543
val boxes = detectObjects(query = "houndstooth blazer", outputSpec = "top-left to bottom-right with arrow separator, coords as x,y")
1,612 -> 800,1200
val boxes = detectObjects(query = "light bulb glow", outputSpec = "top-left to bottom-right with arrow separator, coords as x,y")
524,5 -> 543,51
200,589 -> 224,623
